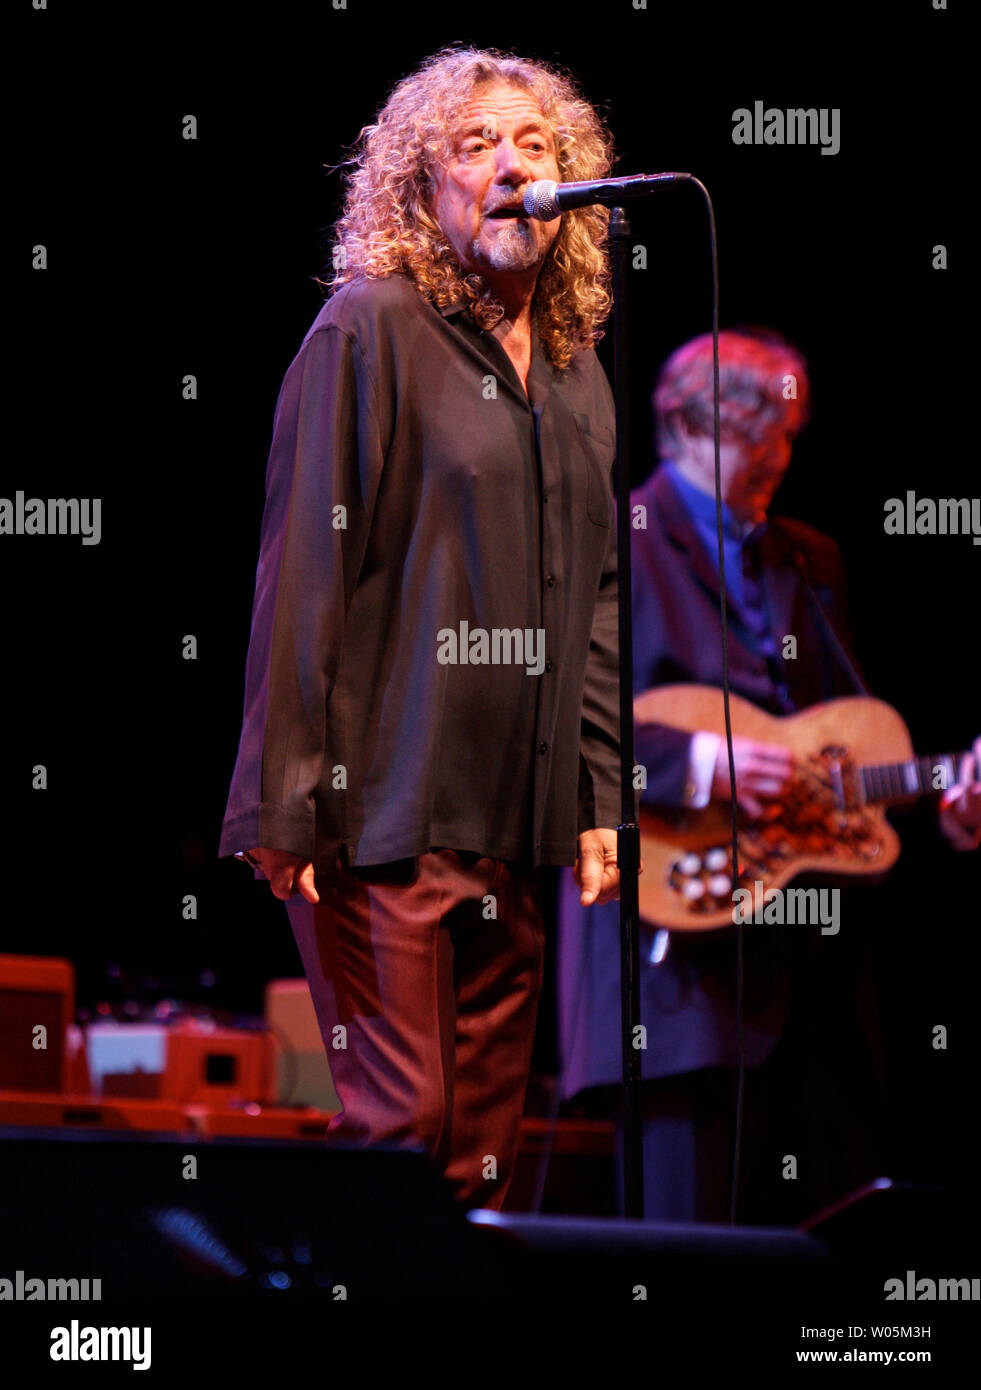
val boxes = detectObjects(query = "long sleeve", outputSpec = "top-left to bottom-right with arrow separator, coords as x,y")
218,325 -> 385,861
627,502 -> 698,811
633,721 -> 700,807
577,521 -> 626,833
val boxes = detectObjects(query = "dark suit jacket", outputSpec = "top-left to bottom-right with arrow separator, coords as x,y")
557,464 -> 866,1096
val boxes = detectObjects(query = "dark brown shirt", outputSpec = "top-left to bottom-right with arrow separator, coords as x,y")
218,270 -> 622,870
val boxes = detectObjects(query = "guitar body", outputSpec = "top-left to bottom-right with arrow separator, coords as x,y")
634,686 -> 913,931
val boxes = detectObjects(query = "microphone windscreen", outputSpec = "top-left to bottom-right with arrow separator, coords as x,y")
523,181 -> 560,220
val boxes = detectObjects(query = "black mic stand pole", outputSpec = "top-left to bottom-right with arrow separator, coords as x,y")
610,204 -> 644,1219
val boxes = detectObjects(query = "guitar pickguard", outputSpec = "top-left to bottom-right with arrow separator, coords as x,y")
666,746 -> 889,919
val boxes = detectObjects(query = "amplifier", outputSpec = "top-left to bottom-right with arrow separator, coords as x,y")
0,955 -> 74,1092
85,1018 -> 276,1106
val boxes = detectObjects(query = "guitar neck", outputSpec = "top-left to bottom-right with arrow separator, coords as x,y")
860,752 -> 964,805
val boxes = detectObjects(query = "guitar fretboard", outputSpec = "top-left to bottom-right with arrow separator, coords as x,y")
861,753 -> 962,805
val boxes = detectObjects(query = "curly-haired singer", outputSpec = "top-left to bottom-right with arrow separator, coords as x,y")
218,45 -> 629,1210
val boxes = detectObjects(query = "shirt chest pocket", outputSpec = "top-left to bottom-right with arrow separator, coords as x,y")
573,413 -> 615,527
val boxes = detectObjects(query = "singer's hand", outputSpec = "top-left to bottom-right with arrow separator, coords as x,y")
575,828 -> 644,907
244,847 -> 320,903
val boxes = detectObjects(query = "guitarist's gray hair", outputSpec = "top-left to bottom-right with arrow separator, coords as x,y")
654,329 -> 811,457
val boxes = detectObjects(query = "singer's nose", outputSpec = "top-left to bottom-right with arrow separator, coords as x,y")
493,136 -> 528,184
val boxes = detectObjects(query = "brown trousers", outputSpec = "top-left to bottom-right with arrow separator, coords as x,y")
284,848 -> 546,1210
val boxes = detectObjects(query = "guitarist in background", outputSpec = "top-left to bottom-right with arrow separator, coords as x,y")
555,329 -> 980,1223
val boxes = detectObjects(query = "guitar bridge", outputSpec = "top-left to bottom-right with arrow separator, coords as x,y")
667,750 -> 887,920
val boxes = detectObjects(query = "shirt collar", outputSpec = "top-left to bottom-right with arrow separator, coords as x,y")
662,459 -> 765,543
436,293 -> 469,318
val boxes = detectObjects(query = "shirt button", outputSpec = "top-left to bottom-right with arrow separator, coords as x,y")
543,491 -> 549,503
546,574 -> 555,587
538,741 -> 548,755
545,659 -> 552,672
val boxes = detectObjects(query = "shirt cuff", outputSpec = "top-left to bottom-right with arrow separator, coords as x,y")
685,731 -> 721,808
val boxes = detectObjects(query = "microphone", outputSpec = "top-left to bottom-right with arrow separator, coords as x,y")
522,172 -> 692,221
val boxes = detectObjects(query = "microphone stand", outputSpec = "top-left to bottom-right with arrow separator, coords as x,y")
610,205 -> 644,1219
532,171 -> 692,1219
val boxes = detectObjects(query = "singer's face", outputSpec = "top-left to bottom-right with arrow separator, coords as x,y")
431,82 -> 562,279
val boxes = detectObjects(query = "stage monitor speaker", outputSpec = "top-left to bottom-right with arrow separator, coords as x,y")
467,1207 -> 832,1305
801,1177 -> 981,1274
0,1126 -> 509,1301
0,1127 -> 846,1307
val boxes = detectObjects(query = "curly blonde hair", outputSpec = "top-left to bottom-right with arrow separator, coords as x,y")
317,44 -> 616,371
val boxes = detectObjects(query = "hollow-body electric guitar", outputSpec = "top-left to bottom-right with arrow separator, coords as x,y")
634,685 -> 963,932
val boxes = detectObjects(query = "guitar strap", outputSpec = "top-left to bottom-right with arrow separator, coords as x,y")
770,523 -> 872,698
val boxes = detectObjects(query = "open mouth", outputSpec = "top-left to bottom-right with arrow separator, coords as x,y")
485,205 -> 528,219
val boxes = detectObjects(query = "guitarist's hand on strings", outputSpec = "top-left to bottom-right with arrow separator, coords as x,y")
710,736 -> 793,820
938,735 -> 981,852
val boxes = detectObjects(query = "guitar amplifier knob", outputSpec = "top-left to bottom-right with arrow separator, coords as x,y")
705,848 -> 729,872
681,877 -> 706,900
678,853 -> 702,877
707,874 -> 732,899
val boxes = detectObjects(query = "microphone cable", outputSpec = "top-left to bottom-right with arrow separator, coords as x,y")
687,177 -> 746,1227
530,178 -> 744,1225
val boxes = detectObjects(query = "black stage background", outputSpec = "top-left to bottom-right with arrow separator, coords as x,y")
7,0 -> 976,1346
